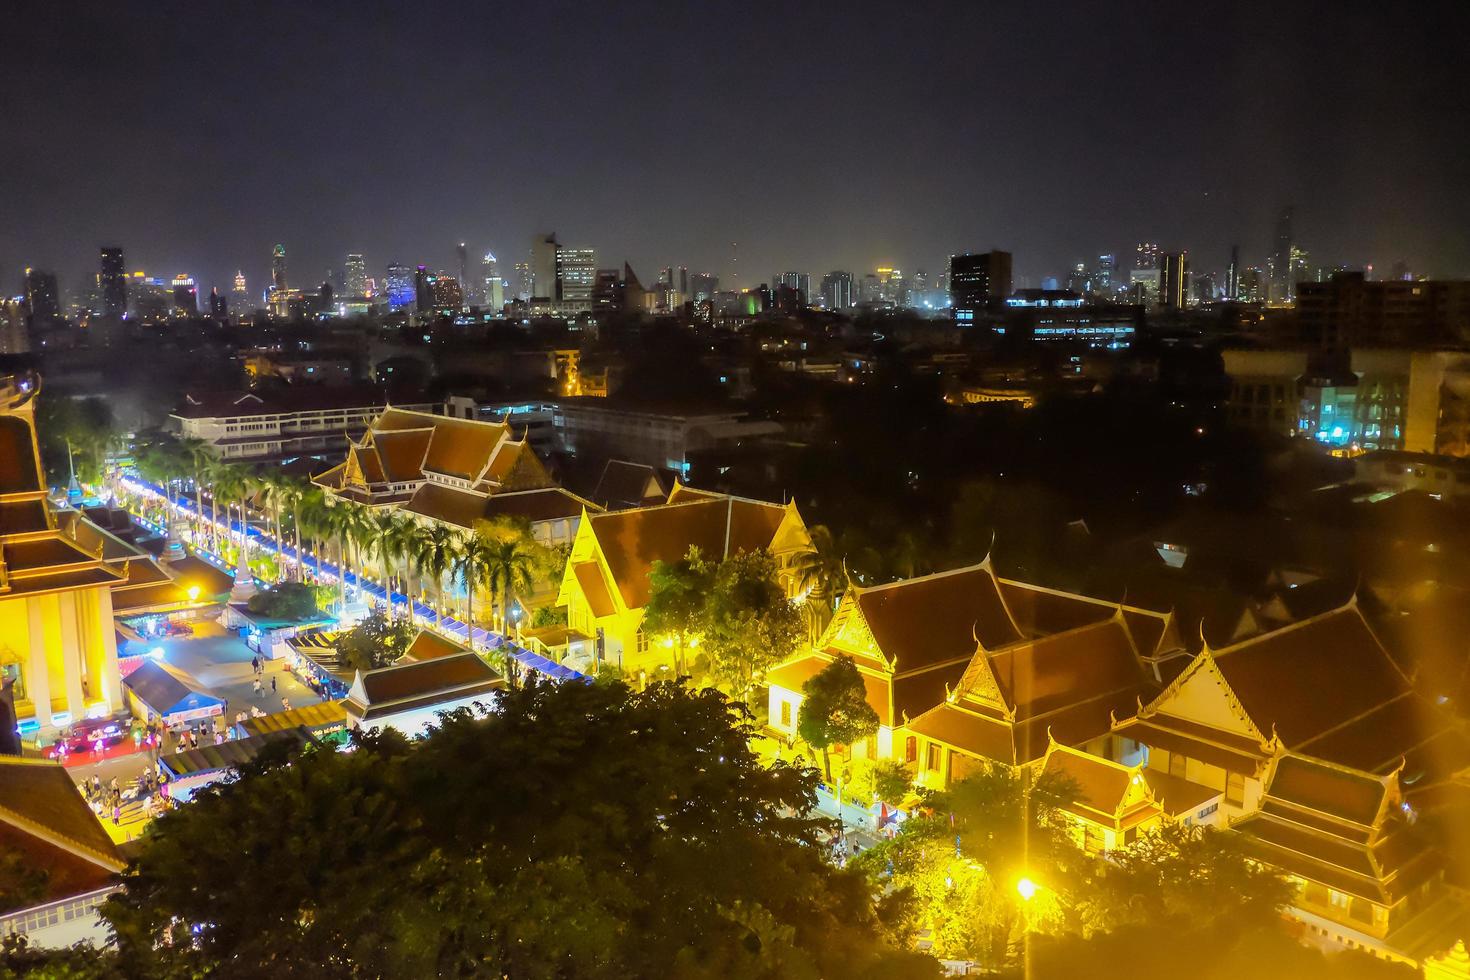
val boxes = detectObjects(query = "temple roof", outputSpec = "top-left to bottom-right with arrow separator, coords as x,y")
346,651 -> 503,719
856,564 -> 1022,671
585,496 -> 786,609
593,459 -> 667,510
0,757 -> 125,915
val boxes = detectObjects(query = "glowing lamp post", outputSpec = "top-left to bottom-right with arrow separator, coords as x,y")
1016,877 -> 1039,902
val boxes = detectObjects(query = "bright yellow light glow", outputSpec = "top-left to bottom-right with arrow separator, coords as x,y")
1016,877 -> 1038,901
187,585 -> 201,601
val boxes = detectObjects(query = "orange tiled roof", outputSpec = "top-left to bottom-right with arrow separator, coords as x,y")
372,428 -> 433,482
573,562 -> 617,618
587,497 -> 785,609
856,565 -> 1021,672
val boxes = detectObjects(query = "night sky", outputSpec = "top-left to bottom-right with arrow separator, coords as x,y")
4,1 -> 1467,300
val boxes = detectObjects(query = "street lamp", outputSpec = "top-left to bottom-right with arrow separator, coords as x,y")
1016,876 -> 1039,901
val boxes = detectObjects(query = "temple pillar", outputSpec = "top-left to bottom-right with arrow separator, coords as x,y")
59,592 -> 86,719
25,600 -> 53,727
95,587 -> 121,710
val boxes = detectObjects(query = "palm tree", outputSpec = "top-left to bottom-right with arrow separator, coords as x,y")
391,518 -> 427,627
281,478 -> 308,579
368,510 -> 406,621
454,531 -> 496,651
200,457 -> 232,551
476,524 -> 539,637
415,523 -> 459,629
791,524 -> 848,644
179,436 -> 213,542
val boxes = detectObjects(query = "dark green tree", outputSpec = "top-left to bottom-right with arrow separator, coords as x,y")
103,681 -> 939,979
245,581 -> 320,621
704,549 -> 802,700
797,654 -> 879,782
338,607 -> 415,672
641,546 -> 713,677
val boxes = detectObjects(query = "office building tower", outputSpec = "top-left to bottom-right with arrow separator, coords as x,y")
659,266 -> 674,288
1134,242 -> 1160,270
514,262 -> 533,302
678,266 -> 689,301
1296,273 -> 1470,348
414,266 -> 433,312
99,247 -> 127,317
949,251 -> 1012,313
209,287 -> 227,318
232,271 -> 249,311
775,272 -> 810,304
385,263 -> 415,310
555,246 -> 595,307
690,273 -> 718,302
1129,269 -> 1161,306
272,244 -> 288,290
1226,245 -> 1240,301
1238,268 -> 1266,304
482,252 -> 504,310
22,269 -> 59,321
821,271 -> 853,309
170,274 -> 198,315
1272,206 -> 1294,304
1065,264 -> 1092,297
457,243 -> 469,306
1158,252 -> 1189,310
430,275 -> 462,309
531,233 -> 559,300
344,254 -> 367,297
1096,253 -> 1117,295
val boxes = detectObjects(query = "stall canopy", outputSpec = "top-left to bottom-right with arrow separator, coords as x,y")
160,727 -> 316,779
239,701 -> 347,739
123,661 -> 224,724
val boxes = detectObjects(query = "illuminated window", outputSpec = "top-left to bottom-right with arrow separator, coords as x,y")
779,700 -> 791,728
926,743 -> 941,772
905,736 -> 917,763
635,630 -> 649,654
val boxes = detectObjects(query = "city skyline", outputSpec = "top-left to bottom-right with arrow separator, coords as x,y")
2,2 -> 1467,297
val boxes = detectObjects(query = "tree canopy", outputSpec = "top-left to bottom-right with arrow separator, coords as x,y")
338,607 -> 415,672
797,654 -> 880,781
102,679 -> 938,979
245,581 -> 321,621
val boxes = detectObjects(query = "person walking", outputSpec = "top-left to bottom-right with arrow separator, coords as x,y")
280,697 -> 291,712
270,675 -> 277,694
251,655 -> 260,675
253,677 -> 263,697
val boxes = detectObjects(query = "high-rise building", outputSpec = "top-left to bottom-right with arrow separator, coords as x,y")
821,271 -> 853,309
385,263 -> 415,310
1129,269 -> 1161,306
514,262 -> 533,302
949,251 -> 1012,314
430,275 -> 463,309
208,287 -> 227,318
99,247 -> 127,318
775,272 -> 810,304
482,252 -> 504,310
678,266 -> 689,302
1226,245 -> 1240,301
555,246 -> 596,308
1296,273 -> 1470,348
456,243 -> 469,307
344,254 -> 368,297
1272,206 -> 1294,305
531,233 -> 559,300
689,273 -> 718,302
272,244 -> 288,291
1096,253 -> 1117,295
170,274 -> 198,315
414,266 -> 433,312
232,271 -> 249,311
1159,252 -> 1189,310
1134,242 -> 1160,270
22,269 -> 59,321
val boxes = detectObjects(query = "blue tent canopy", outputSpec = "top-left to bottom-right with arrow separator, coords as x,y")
124,661 -> 225,723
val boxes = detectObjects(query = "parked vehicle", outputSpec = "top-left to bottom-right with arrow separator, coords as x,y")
44,717 -> 129,758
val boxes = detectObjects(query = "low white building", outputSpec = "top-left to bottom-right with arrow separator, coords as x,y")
344,652 -> 504,737
0,757 -> 126,949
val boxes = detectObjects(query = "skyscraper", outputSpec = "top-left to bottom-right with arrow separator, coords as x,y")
1159,252 -> 1189,310
208,287 -> 227,318
821,271 -> 853,309
344,254 -> 368,297
415,266 -> 433,313
99,247 -> 127,317
1134,242 -> 1160,270
171,274 -> 198,315
232,271 -> 249,311
689,273 -> 718,302
555,246 -> 596,308
514,262 -> 533,302
531,233 -> 559,300
385,263 -> 415,310
776,272 -> 810,304
482,252 -> 504,310
1226,245 -> 1240,301
1096,253 -> 1117,294
23,269 -> 60,321
1272,206 -> 1294,304
678,266 -> 689,301
457,243 -> 469,307
271,244 -> 288,290
948,251 -> 1012,312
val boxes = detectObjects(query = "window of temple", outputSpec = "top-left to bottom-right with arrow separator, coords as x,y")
779,701 -> 791,728
904,736 -> 917,764
1226,771 -> 1246,806
926,743 -> 941,772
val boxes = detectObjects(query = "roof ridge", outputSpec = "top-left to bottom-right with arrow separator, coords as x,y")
1210,599 -> 1361,658
861,561 -> 993,594
0,800 -> 124,873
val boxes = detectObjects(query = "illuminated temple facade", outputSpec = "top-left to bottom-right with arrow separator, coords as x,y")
0,375 -> 124,736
